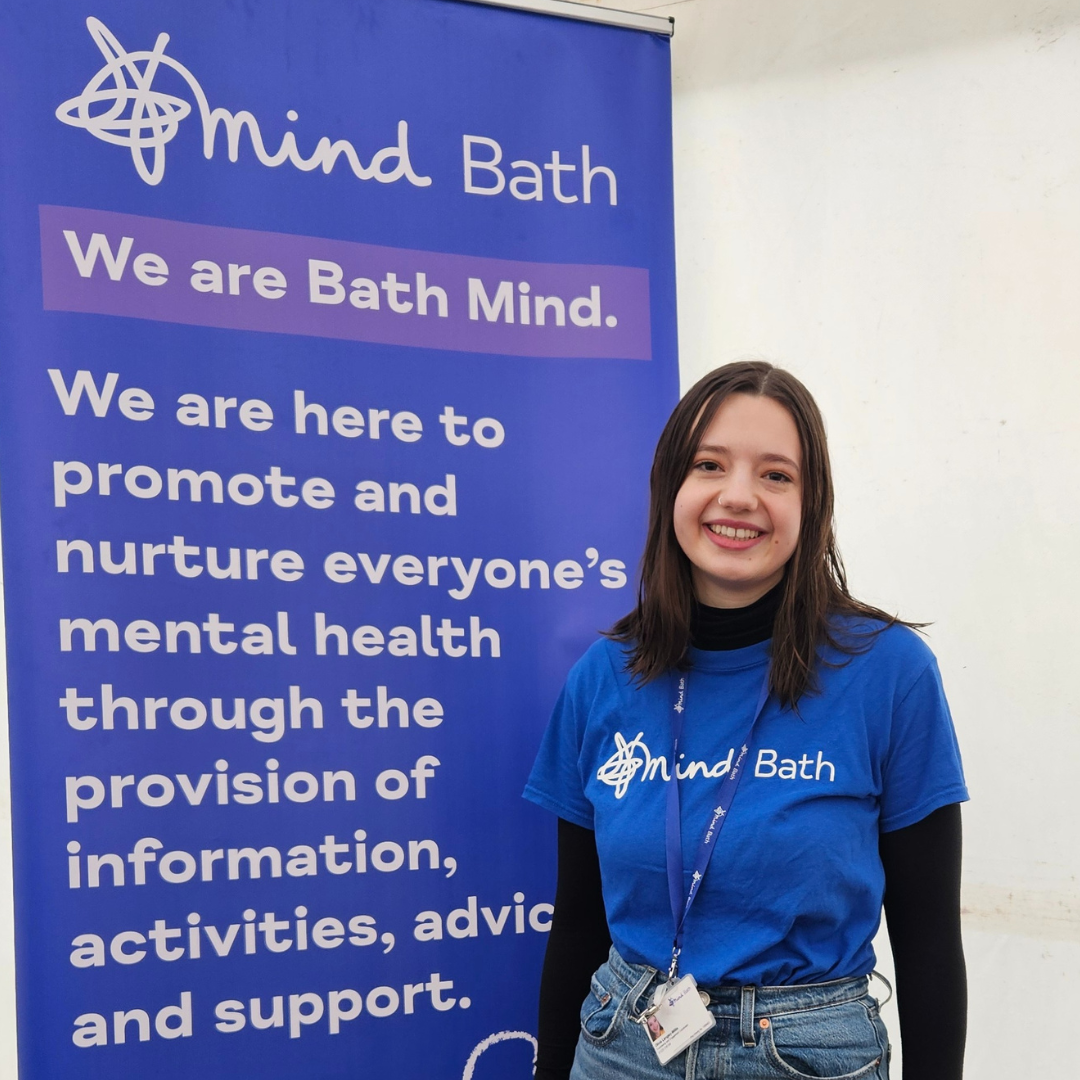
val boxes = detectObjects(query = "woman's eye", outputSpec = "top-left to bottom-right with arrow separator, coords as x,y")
764,471 -> 792,483
695,460 -> 722,473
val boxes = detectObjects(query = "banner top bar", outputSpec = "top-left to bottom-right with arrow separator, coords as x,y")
459,0 -> 674,37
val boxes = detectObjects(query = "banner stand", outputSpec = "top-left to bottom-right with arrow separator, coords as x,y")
461,0 -> 674,36
0,2 -> 677,1076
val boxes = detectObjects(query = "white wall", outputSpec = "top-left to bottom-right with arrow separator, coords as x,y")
592,0 -> 1080,1075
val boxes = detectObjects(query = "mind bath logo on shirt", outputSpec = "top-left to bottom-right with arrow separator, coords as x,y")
596,733 -> 835,799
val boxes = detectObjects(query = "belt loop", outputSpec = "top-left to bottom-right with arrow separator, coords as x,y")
870,970 -> 894,1009
628,964 -> 661,1020
740,985 -> 756,1047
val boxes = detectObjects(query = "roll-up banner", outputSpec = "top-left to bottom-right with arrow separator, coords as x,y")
0,1 -> 677,1076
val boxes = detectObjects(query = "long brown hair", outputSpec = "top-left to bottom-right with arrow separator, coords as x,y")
607,360 -> 912,707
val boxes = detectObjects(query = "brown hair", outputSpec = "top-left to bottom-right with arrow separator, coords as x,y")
607,360 -> 912,706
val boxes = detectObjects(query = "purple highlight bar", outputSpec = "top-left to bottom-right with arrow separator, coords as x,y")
39,205 -> 651,360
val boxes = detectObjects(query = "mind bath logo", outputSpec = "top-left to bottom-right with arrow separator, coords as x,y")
55,17 -> 432,188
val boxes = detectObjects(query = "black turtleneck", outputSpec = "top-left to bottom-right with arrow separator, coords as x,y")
535,594 -> 966,1080
689,582 -> 783,650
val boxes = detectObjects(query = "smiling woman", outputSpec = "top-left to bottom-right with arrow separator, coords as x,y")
672,393 -> 803,608
603,361 -> 909,701
524,361 -> 969,1080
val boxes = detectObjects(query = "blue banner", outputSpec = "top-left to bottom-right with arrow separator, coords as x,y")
0,2 -> 676,1076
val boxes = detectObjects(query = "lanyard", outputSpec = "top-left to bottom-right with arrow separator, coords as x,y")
664,667 -> 771,981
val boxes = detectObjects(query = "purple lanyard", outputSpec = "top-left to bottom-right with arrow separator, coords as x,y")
664,667 -> 771,980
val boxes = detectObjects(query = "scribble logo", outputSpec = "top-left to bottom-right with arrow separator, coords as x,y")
596,733 -> 743,799
55,16 -> 432,188
596,732 -> 664,798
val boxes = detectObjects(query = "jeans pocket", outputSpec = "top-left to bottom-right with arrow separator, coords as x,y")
763,998 -> 887,1080
579,968 -> 623,1047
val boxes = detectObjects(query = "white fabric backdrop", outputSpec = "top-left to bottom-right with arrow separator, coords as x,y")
588,1 -> 1080,1075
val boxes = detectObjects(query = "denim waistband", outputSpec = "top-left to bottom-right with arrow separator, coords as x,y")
604,945 -> 872,1018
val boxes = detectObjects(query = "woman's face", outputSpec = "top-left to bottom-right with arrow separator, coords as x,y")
673,392 -> 803,608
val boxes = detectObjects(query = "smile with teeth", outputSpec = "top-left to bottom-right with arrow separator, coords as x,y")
708,524 -> 763,540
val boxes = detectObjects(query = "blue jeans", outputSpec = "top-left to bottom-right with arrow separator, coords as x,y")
571,948 -> 891,1080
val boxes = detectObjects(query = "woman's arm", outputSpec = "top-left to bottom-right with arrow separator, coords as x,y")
880,802 -> 967,1080
535,818 -> 612,1080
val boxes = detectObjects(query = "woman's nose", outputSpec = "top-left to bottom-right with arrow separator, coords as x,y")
717,472 -> 755,510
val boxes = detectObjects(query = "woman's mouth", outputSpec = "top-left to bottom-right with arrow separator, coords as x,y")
704,522 -> 767,549
707,524 -> 762,540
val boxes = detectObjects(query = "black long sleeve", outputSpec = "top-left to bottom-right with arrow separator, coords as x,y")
536,805 -> 966,1080
880,802 -> 967,1079
535,818 -> 612,1080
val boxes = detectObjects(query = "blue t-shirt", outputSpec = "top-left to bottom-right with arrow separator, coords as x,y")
524,622 -> 968,986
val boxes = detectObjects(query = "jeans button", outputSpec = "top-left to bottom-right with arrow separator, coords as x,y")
698,990 -> 711,1006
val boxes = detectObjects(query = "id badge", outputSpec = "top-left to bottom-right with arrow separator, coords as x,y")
642,974 -> 715,1065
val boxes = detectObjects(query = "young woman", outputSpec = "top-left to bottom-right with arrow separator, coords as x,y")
525,362 -> 968,1080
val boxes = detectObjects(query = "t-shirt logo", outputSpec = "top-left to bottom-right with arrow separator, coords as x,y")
596,732 -> 732,798
596,733 -> 836,799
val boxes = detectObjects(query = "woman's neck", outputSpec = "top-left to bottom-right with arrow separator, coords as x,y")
690,581 -> 783,651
